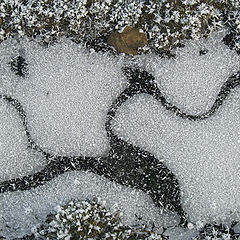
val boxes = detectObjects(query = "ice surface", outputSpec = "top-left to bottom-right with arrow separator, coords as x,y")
138,31 -> 240,114
111,31 -> 240,224
0,30 -> 240,239
0,39 -> 23,95
0,38 -> 179,239
2,38 -> 127,157
112,87 -> 240,223
0,171 -> 178,239
0,98 -> 46,181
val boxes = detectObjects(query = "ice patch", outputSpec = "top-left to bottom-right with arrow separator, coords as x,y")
0,31 -> 239,239
0,98 -> 45,181
141,31 -> 240,114
112,88 -> 240,223
6,38 -> 128,157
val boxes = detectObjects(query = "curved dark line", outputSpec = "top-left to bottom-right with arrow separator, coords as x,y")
104,68 -> 240,224
0,68 -> 239,224
0,95 -> 114,193
0,155 -> 113,193
106,68 -> 240,139
0,69 -> 239,191
0,95 -> 49,157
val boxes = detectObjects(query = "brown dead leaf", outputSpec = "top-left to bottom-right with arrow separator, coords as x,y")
108,26 -> 147,55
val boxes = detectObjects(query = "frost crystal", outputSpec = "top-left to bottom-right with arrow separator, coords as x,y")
0,0 -> 239,53
30,198 -> 166,240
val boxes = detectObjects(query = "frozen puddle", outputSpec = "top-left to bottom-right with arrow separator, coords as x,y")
0,31 -> 240,239
12,39 -> 127,157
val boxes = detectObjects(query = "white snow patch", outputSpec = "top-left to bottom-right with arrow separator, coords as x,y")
0,98 -> 46,181
112,88 -> 240,223
138,31 -> 240,114
6,38 -> 127,157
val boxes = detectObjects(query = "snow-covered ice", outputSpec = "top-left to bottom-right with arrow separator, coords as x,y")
0,98 -> 45,181
113,89 -> 240,223
138,31 -> 240,115
113,32 -> 240,223
0,30 -> 239,239
10,38 -> 127,157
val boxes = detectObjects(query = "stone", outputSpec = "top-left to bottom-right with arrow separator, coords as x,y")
108,26 -> 147,55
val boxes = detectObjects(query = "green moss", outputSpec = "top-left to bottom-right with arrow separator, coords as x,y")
24,198 -> 166,240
